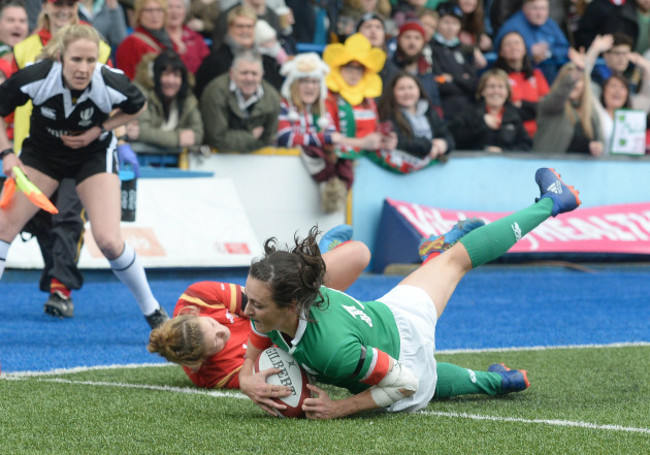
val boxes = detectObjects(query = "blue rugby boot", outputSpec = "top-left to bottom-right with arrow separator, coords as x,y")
535,168 -> 581,217
319,224 -> 353,253
488,363 -> 530,394
418,217 -> 485,262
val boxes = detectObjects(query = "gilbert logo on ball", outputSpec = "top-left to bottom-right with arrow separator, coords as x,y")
254,347 -> 313,418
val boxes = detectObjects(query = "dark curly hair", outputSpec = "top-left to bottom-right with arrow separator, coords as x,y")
249,226 -> 327,317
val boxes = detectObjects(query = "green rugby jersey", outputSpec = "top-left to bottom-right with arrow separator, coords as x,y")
259,287 -> 400,394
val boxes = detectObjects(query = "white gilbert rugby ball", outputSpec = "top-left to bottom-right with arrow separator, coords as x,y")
254,347 -> 313,418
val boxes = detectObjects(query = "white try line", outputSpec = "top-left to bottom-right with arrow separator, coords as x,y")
34,377 -> 248,399
436,341 -> 650,355
422,411 -> 650,435
2,362 -> 173,379
18,377 -> 650,435
3,341 -> 649,379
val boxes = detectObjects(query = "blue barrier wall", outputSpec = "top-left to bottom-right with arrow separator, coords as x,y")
351,152 -> 650,268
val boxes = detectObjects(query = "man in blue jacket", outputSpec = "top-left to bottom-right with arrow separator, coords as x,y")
494,0 -> 569,83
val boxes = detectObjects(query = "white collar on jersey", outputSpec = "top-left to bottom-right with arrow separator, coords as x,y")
287,315 -> 309,354
22,61 -> 114,118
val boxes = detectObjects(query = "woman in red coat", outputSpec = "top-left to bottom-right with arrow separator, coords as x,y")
166,0 -> 209,74
116,0 -> 177,80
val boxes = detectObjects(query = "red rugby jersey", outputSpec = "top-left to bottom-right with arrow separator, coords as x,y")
174,281 -> 250,389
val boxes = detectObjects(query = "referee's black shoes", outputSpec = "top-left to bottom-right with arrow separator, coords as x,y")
44,291 -> 74,318
145,306 -> 170,329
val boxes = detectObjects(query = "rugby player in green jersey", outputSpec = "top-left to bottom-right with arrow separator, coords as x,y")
239,168 -> 581,419
150,225 -> 535,400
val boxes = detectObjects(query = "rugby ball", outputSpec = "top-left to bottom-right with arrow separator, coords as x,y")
253,347 -> 312,418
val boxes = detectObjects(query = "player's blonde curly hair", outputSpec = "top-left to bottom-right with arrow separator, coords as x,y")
147,313 -> 208,368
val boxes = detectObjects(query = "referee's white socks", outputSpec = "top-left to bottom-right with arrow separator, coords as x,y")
0,239 -> 9,279
109,243 -> 160,316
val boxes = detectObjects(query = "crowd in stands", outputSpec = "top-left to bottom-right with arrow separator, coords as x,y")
2,0 -> 650,212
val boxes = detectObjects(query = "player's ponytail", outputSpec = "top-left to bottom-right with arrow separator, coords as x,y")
147,315 -> 207,368
250,226 -> 327,317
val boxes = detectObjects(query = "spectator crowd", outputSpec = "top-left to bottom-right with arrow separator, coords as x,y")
2,0 -> 650,215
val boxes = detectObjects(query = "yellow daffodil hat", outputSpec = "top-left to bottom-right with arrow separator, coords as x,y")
323,33 -> 387,106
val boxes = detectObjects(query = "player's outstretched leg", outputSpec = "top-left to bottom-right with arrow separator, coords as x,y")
488,363 -> 530,394
418,218 -> 485,264
434,362 -> 530,399
459,167 -> 580,268
399,168 -> 580,319
319,224 -> 353,253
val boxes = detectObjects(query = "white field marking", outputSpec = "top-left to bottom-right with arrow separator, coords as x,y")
422,411 -> 650,435
436,341 -> 650,355
13,377 -> 650,436
2,362 -> 172,379
2,341 -> 649,379
34,377 -> 248,399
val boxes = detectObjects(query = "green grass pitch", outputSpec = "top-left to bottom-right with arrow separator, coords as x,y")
2,344 -> 649,454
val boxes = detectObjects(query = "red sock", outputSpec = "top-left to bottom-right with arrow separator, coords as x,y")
50,278 -> 71,298
422,251 -> 442,265
332,239 -> 352,250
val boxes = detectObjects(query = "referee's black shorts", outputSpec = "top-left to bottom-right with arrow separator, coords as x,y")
19,138 -> 119,184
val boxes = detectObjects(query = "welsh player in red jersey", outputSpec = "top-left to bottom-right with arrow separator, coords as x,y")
147,230 -> 371,389
239,168 -> 581,419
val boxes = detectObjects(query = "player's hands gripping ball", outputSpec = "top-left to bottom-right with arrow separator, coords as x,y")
253,347 -> 314,418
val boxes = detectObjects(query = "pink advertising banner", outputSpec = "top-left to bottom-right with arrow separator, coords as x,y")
387,198 -> 650,254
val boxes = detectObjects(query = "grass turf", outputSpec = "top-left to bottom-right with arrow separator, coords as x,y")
2,345 -> 648,454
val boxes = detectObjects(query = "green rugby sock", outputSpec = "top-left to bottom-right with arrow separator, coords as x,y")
459,198 -> 553,268
434,362 -> 503,399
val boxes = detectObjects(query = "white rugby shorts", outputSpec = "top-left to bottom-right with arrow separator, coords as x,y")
376,284 -> 438,413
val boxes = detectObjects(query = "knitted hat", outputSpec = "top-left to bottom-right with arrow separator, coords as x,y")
280,53 -> 330,125
254,20 -> 277,47
356,12 -> 385,32
436,2 -> 463,21
398,21 -> 426,39
279,52 -> 330,101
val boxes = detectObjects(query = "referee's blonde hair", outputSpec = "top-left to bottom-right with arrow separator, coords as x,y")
37,24 -> 101,61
